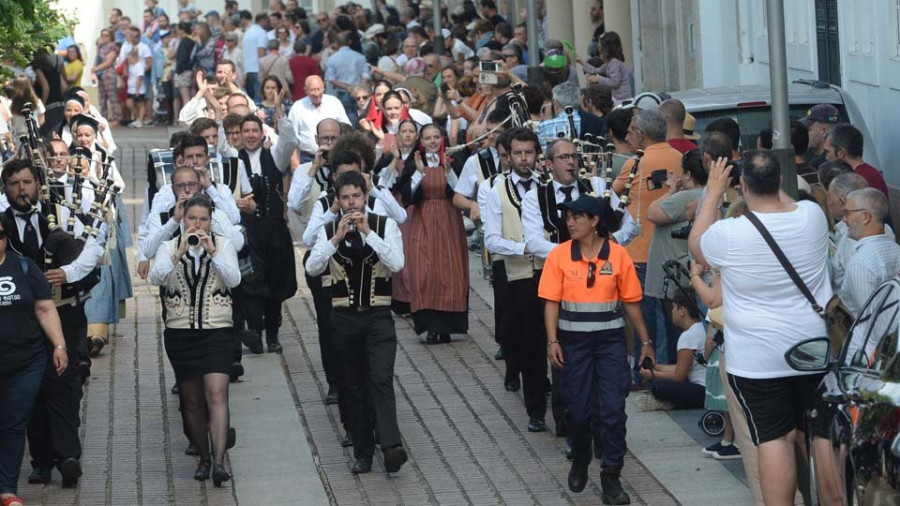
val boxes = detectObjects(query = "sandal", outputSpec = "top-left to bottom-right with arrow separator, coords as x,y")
1,495 -> 25,506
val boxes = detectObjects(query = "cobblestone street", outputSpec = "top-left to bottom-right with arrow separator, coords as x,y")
14,129 -> 749,505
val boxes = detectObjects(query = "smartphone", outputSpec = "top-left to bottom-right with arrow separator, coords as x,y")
440,82 -> 450,95
479,61 -> 499,73
646,169 -> 668,191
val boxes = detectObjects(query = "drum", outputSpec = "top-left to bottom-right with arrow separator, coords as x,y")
149,148 -> 175,188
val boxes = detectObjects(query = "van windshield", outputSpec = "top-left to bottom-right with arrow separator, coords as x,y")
691,104 -> 849,152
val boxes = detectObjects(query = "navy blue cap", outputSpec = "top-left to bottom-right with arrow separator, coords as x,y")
557,194 -> 604,216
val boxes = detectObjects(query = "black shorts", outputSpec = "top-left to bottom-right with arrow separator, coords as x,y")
727,373 -> 825,445
127,93 -> 145,102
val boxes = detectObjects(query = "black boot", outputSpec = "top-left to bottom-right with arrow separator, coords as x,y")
600,466 -> 631,505
28,464 -> 52,484
243,329 -> 264,354
567,460 -> 589,493
266,331 -> 283,354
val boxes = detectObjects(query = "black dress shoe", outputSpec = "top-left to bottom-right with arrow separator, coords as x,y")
568,461 -> 589,493
383,446 -> 408,473
226,427 -> 236,450
229,362 -> 244,382
242,330 -> 264,354
59,458 -> 82,488
600,466 -> 631,505
341,433 -> 354,447
438,333 -> 451,343
266,339 -> 283,354
494,346 -> 505,360
171,384 -> 180,395
185,443 -> 199,456
77,361 -> 91,383
424,332 -> 438,344
527,418 -> 547,433
504,379 -> 521,392
194,461 -> 211,481
212,464 -> 231,487
324,386 -> 339,405
350,458 -> 372,474
28,465 -> 52,484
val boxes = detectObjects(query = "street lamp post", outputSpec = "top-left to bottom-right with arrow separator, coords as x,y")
766,0 -> 797,198
526,0 -> 542,86
433,0 -> 445,56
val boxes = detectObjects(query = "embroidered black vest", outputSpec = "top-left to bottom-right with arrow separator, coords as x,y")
324,213 -> 392,308
536,178 -> 594,244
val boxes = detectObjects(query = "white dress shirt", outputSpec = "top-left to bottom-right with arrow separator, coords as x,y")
141,207 -> 245,261
301,186 -> 407,248
287,95 -> 350,154
237,117 -> 299,191
149,236 -> 241,289
840,233 -> 900,315
832,221 -> 895,291
483,172 -> 537,256
287,163 -> 329,212
522,176 -> 638,259
305,213 -> 405,277
409,153 -> 459,193
149,183 -> 241,225
453,147 -> 499,199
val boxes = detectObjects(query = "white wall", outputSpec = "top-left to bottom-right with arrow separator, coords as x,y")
696,0 -> 900,185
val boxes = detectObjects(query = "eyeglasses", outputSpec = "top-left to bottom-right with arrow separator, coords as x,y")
173,182 -> 200,191
226,130 -> 240,136
553,153 -> 578,161
317,18 -> 327,23
356,94 -> 371,101
318,135 -> 338,143
587,261 -> 596,288
844,208 -> 869,215
502,54 -> 516,58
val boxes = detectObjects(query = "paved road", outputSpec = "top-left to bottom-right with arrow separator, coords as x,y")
15,127 -> 752,505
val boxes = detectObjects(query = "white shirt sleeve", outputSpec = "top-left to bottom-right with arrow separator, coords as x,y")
211,237 -> 241,288
370,186 -> 407,224
700,220 -> 731,269
522,188 -> 557,260
610,192 -> 638,246
60,234 -> 105,282
476,179 -> 492,220
177,95 -> 207,126
206,184 -> 240,224
483,184 -> 526,256
149,241 -> 176,286
237,160 -> 253,196
211,209 -> 245,251
410,170 -> 424,194
444,168 -> 458,189
453,155 -> 479,198
271,116 -> 297,172
142,215 -> 179,260
366,218 -> 404,272
218,128 -> 239,158
302,200 -> 337,248
136,191 -> 151,262
304,227 -> 335,277
287,166 -> 314,212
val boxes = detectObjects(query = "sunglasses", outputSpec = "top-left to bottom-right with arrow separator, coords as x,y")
587,261 -> 596,288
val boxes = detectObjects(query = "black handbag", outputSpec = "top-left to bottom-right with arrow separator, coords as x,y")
745,211 -> 853,351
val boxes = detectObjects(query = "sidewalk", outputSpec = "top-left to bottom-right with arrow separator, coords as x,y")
14,128 -> 752,505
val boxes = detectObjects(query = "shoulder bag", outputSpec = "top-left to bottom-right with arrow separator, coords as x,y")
745,211 -> 853,350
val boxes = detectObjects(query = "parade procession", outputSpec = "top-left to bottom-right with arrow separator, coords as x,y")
2,1 -> 900,505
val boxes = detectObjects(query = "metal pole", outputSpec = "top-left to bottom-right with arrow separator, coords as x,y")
766,0 -> 797,198
510,0 -> 520,26
432,0 -> 445,56
526,0 -> 542,86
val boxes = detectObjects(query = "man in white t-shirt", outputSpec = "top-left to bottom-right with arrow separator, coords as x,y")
689,150 -> 831,505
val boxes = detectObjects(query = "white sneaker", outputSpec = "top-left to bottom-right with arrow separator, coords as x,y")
132,120 -> 144,128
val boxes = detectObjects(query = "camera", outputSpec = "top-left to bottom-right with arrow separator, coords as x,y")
479,61 -> 498,73
670,225 -> 692,240
646,169 -> 669,191
187,234 -> 200,247
640,356 -> 653,370
478,72 -> 499,85
440,82 -> 450,95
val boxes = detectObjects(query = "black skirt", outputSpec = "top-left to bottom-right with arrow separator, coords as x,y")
412,309 -> 468,335
164,327 -> 234,381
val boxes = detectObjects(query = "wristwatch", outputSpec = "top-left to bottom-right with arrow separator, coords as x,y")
55,344 -> 67,351
641,341 -> 652,347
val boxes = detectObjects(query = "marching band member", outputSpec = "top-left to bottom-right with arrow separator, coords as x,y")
305,170 -> 408,476
68,114 -> 131,354
482,128 -> 548,430
1,157 -> 106,488
451,107 -> 509,221
235,114 -> 298,354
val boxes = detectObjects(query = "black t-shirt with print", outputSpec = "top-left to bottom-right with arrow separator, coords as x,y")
0,254 -> 52,375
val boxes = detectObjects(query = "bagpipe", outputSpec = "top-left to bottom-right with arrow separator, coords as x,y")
15,104 -> 115,304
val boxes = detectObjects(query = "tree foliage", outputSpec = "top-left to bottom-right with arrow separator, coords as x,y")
0,0 -> 75,78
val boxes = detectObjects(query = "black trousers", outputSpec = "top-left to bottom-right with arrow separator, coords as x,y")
332,307 -> 402,461
231,285 -> 245,363
501,275 -> 548,420
244,296 -> 283,338
303,254 -> 338,387
491,260 -> 508,348
27,303 -> 84,467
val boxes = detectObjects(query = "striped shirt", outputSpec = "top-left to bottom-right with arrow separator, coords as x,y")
840,233 -> 900,315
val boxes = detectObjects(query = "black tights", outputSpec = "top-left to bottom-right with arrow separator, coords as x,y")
179,373 -> 230,465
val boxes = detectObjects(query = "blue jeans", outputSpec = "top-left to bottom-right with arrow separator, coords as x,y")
558,329 -> 631,468
334,89 -> 358,126
0,354 -> 46,494
633,263 -> 657,368
244,72 -> 260,103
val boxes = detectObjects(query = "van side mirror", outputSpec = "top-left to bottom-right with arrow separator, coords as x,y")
785,337 -> 831,372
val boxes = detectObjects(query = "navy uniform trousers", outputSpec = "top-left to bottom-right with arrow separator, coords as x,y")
557,328 -> 631,468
